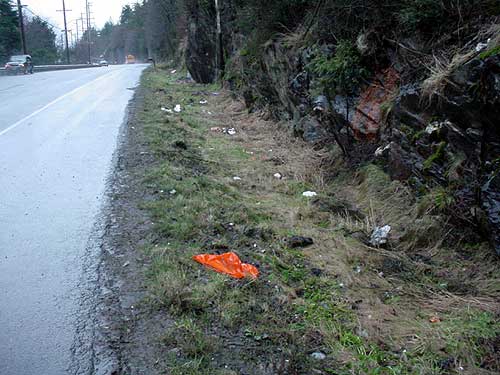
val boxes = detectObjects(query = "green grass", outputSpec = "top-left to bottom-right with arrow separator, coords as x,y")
133,67 -> 500,374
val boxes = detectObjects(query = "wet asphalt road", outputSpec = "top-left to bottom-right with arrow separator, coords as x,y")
0,65 -> 147,374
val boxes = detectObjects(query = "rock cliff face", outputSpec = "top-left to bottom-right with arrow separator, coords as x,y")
183,1 -> 500,253
185,1 -> 216,83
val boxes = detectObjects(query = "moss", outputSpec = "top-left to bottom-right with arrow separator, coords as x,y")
479,45 -> 500,59
411,129 -> 425,144
423,141 -> 447,171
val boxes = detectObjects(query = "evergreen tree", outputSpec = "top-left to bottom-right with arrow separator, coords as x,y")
25,16 -> 58,64
0,0 -> 20,63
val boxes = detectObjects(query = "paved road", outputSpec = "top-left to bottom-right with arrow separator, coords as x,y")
0,65 -> 147,374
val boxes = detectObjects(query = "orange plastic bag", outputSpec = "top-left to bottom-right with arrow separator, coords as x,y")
193,252 -> 259,279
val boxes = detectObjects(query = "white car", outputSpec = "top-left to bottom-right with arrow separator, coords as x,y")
99,60 -> 109,67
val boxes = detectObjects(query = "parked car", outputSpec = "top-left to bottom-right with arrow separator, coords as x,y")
4,55 -> 34,75
99,60 -> 109,67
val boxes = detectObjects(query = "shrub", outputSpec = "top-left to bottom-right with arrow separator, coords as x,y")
308,40 -> 368,97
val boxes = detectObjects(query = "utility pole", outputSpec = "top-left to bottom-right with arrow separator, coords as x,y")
74,20 -> 79,42
80,13 -> 85,35
16,0 -> 27,54
86,0 -> 92,64
57,0 -> 72,64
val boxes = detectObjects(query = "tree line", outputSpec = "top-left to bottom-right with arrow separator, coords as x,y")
0,0 -> 182,65
76,0 -> 183,64
0,0 -> 58,64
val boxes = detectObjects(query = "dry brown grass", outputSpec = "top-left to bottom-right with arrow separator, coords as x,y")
422,22 -> 500,102
421,50 -> 476,102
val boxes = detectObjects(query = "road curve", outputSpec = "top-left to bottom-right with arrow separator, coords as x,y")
0,65 -> 147,374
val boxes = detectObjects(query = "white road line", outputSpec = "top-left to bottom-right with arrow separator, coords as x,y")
0,70 -> 117,137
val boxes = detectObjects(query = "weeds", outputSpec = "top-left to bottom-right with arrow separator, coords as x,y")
134,68 -> 500,374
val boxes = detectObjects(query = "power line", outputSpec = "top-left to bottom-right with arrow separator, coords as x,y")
23,7 -> 64,32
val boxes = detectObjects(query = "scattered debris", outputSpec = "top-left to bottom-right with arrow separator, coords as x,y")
273,173 -> 283,179
375,143 -> 391,157
233,176 -> 242,181
174,104 -> 182,113
369,225 -> 391,246
310,352 -> 327,360
169,189 -> 177,195
199,100 -> 208,105
161,107 -> 173,114
170,69 -> 177,74
302,191 -> 318,197
287,236 -> 314,248
193,252 -> 259,279
475,39 -> 490,52
429,316 -> 441,323
122,261 -> 130,267
211,92 -> 220,96
210,127 -> 236,135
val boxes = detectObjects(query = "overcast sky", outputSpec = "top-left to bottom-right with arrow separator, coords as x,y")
22,0 -> 134,31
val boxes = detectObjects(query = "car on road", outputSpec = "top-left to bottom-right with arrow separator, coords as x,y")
100,60 -> 109,67
4,55 -> 34,75
126,55 -> 136,64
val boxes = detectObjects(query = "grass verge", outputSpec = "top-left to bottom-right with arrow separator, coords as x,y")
134,67 -> 500,374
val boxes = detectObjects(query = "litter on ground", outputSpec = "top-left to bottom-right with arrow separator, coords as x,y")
174,104 -> 182,113
233,176 -> 242,181
161,107 -> 173,114
302,191 -> 317,197
193,252 -> 259,279
199,100 -> 208,105
370,225 -> 391,246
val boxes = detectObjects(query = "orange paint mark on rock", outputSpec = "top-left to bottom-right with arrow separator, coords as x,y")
352,68 -> 400,141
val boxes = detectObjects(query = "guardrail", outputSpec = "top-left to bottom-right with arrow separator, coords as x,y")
0,64 -> 102,76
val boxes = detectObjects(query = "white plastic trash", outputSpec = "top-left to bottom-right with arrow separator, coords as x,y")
302,191 -> 317,197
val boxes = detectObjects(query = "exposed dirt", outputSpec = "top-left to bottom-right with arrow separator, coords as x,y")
81,86 -> 172,375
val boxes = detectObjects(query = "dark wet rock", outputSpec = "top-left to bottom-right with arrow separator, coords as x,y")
243,227 -> 273,241
172,140 -> 187,150
286,236 -> 314,248
185,4 -> 216,84
297,116 -> 328,143
313,95 -> 329,112
395,84 -> 427,129
482,169 -> 500,255
331,95 -> 357,124
311,268 -> 323,276
425,121 -> 448,142
290,71 -> 309,96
